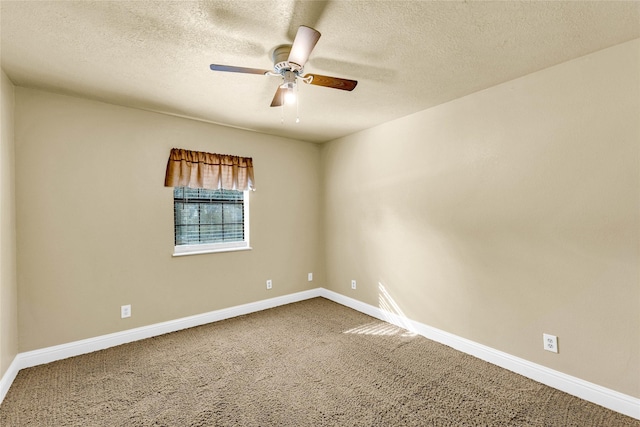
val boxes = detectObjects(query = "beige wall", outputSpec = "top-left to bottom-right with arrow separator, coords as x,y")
322,39 -> 640,398
1,69 -> 18,378
14,88 -> 324,351
7,37 -> 639,401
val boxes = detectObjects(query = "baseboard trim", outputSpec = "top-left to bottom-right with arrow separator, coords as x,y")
0,356 -> 20,404
1,287 -> 638,420
318,288 -> 640,420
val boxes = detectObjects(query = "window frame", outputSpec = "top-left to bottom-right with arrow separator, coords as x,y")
172,188 -> 251,257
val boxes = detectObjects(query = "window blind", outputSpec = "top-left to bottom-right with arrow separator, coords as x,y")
173,187 -> 244,246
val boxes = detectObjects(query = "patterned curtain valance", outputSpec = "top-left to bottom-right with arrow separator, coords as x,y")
164,148 -> 255,191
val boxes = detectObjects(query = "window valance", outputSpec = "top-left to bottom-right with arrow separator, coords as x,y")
164,148 -> 255,191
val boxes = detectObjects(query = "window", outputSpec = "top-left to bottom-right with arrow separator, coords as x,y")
173,187 -> 250,256
164,148 -> 254,256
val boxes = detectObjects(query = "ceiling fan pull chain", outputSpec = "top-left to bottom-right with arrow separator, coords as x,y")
296,83 -> 300,124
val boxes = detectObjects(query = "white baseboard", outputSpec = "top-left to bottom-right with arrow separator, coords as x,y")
1,287 -> 638,420
0,356 -> 20,405
318,288 -> 640,420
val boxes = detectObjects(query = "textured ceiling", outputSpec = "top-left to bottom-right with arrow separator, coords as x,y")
1,1 -> 639,143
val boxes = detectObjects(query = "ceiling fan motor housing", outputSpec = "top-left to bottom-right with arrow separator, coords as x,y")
272,45 -> 303,74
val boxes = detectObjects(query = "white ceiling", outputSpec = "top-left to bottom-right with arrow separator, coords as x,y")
1,1 -> 639,143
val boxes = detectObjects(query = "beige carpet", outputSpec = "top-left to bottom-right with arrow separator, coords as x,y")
1,298 -> 638,426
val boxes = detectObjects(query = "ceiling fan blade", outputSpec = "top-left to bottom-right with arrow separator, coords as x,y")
210,64 -> 270,75
305,74 -> 358,91
270,87 -> 286,107
288,26 -> 321,68
286,2 -> 329,41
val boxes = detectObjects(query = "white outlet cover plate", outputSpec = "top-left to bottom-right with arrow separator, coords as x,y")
543,333 -> 558,353
121,305 -> 131,319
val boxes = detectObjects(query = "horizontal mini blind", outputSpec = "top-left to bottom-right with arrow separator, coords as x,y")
173,187 -> 244,246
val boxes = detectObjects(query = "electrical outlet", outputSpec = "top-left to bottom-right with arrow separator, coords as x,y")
351,280 -> 357,290
308,272 -> 313,282
121,304 -> 131,319
543,333 -> 558,353
266,279 -> 272,290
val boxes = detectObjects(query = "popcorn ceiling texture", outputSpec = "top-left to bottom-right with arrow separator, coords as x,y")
1,0 -> 638,142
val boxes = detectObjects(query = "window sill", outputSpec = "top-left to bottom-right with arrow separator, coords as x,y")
172,246 -> 253,257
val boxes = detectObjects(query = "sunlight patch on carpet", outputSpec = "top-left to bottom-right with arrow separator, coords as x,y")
343,321 -> 415,337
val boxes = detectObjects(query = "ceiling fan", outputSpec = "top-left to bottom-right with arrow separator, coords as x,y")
209,25 -> 358,108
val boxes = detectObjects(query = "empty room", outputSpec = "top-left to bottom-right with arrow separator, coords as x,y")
1,1 -> 639,425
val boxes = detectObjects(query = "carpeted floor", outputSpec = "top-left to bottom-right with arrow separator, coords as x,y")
1,297 -> 638,426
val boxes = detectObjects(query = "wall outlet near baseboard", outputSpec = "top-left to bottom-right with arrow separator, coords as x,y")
308,272 -> 313,282
266,279 -> 272,290
351,280 -> 357,290
121,304 -> 131,319
543,333 -> 558,353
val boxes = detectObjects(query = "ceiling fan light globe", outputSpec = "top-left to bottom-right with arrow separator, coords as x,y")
284,88 -> 297,105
